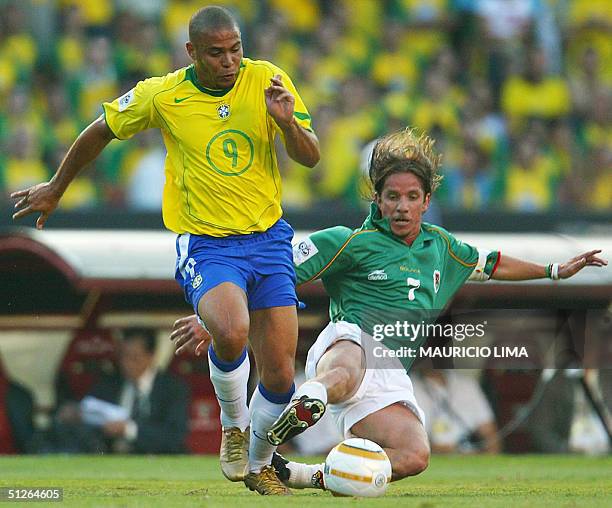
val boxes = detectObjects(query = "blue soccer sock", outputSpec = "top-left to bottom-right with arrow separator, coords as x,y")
248,382 -> 295,473
208,345 -> 250,431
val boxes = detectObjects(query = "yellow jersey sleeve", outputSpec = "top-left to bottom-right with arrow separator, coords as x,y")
102,77 -> 161,140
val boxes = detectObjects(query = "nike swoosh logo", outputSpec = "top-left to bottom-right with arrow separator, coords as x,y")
216,395 -> 241,403
252,430 -> 267,441
174,95 -> 196,103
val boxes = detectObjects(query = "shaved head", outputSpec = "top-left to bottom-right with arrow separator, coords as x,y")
189,6 -> 239,41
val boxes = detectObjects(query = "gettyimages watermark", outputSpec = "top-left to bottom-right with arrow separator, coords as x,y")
354,308 -> 611,371
371,320 -> 487,342
369,318 -> 529,363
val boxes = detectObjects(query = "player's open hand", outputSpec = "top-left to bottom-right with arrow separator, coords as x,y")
264,74 -> 295,130
11,182 -> 62,229
170,314 -> 211,356
558,250 -> 607,279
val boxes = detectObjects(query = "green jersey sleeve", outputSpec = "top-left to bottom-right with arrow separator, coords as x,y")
442,229 -> 501,281
293,226 -> 354,285
425,225 -> 501,290
468,247 -> 502,281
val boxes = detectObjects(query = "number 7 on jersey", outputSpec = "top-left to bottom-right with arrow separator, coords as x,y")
406,277 -> 421,301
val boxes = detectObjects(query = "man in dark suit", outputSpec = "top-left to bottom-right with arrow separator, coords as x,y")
88,328 -> 189,454
0,356 -> 34,454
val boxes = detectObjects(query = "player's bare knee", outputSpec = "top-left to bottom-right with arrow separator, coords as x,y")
260,362 -> 295,393
326,365 -> 355,400
411,445 -> 430,475
210,322 -> 249,361
393,445 -> 430,479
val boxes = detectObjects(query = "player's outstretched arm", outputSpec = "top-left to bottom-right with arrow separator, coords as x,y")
170,315 -> 211,356
265,74 -> 320,167
492,250 -> 607,281
11,116 -> 115,229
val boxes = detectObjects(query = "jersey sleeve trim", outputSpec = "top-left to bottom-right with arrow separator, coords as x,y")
469,248 -> 501,281
491,251 -> 502,277
101,104 -> 121,140
426,226 -> 477,268
298,229 -> 377,286
294,112 -> 313,132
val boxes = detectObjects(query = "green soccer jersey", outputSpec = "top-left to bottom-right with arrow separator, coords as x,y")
293,203 -> 500,369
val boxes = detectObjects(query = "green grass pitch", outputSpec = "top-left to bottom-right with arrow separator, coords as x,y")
1,455 -> 610,507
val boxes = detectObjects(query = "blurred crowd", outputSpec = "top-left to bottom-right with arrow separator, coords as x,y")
0,0 -> 610,213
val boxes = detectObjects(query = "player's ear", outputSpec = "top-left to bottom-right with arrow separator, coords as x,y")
422,193 -> 431,212
185,41 -> 195,60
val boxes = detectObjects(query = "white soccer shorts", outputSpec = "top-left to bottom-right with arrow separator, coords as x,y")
304,321 -> 426,438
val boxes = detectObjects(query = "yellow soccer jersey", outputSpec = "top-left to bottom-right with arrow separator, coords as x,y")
102,58 -> 313,236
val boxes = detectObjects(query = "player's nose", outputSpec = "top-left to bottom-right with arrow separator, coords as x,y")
396,197 -> 410,212
220,53 -> 232,67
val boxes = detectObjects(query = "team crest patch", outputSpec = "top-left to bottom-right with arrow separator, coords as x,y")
192,273 -> 203,289
433,270 -> 441,293
293,238 -> 318,266
217,103 -> 230,119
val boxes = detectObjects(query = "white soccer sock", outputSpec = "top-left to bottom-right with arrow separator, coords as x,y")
286,460 -> 325,489
208,345 -> 250,431
293,380 -> 328,404
248,383 -> 294,473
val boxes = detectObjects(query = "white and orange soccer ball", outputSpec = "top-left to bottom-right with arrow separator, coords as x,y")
323,438 -> 392,497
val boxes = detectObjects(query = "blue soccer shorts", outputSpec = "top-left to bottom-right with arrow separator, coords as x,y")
174,219 -> 298,313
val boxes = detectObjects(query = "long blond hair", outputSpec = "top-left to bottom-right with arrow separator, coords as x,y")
368,127 -> 443,196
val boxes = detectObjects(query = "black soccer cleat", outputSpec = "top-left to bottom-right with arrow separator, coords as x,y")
266,395 -> 326,446
271,451 -> 326,491
271,452 -> 291,485
311,470 -> 326,490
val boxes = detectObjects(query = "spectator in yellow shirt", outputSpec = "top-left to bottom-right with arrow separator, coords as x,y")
505,134 -> 558,211
502,48 -> 570,126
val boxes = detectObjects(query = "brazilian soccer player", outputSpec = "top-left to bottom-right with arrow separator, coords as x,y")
12,5 -> 319,496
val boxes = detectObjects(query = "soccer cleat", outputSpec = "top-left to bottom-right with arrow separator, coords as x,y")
311,470 -> 326,490
272,452 -> 326,490
220,427 -> 249,481
244,464 -> 292,495
271,452 -> 290,485
267,395 -> 326,446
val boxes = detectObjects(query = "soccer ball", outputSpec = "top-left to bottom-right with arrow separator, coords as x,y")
323,438 -> 392,497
